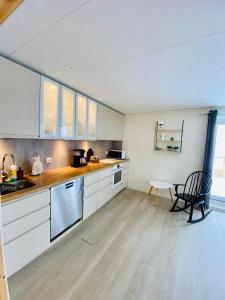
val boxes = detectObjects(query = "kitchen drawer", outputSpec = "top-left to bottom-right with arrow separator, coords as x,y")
112,183 -> 124,197
122,177 -> 128,189
84,183 -> 98,199
2,190 -> 50,225
98,167 -> 112,180
4,220 -> 50,277
84,173 -> 98,188
98,176 -> 112,191
97,185 -> 112,209
123,168 -> 128,176
83,193 -> 98,220
3,206 -> 50,244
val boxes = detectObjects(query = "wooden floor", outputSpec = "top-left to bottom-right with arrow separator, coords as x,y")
8,188 -> 225,300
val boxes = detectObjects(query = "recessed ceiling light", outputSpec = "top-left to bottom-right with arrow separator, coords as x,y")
64,64 -> 73,70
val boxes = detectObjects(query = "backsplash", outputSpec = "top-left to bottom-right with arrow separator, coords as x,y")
0,139 -> 121,175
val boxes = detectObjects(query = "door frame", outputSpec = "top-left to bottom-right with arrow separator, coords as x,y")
211,115 -> 225,202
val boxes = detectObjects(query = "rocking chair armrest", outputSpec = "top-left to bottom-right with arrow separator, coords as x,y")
173,184 -> 185,194
197,191 -> 210,197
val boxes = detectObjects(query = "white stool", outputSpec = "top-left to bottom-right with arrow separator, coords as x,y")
149,180 -> 173,206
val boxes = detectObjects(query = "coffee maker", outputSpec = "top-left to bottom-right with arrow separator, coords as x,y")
72,149 -> 87,168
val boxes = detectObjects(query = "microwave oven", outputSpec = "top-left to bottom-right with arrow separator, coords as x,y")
107,150 -> 126,160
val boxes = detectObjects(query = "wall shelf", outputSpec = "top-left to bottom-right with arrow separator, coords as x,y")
154,120 -> 184,153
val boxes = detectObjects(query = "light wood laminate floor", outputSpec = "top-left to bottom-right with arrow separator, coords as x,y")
9,188 -> 225,300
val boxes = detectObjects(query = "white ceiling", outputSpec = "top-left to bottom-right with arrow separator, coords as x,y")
1,0 -> 225,113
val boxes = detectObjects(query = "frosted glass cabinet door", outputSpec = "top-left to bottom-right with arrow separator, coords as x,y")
88,99 -> 97,140
40,77 -> 60,138
60,86 -> 75,139
76,93 -> 88,139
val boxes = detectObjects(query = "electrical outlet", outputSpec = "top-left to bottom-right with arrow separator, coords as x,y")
46,157 -> 52,164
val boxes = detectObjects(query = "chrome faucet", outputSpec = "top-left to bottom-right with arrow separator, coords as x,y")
1,153 -> 17,182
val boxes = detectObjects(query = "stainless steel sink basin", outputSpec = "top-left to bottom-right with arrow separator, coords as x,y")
0,180 -> 36,196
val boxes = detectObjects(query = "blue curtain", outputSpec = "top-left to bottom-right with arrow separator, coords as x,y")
203,109 -> 218,208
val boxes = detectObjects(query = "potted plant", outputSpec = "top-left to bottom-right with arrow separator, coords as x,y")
167,145 -> 173,151
173,146 -> 180,152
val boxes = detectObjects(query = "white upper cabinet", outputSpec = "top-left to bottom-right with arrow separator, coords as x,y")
97,104 -> 124,140
40,79 -> 98,141
76,95 -> 97,140
40,76 -> 60,138
87,99 -> 97,140
76,93 -> 88,139
60,86 -> 75,139
0,57 -> 40,138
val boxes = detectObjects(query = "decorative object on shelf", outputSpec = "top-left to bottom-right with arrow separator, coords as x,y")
155,146 -> 162,151
160,133 -> 166,141
157,121 -> 164,129
167,145 -> 173,151
173,146 -> 180,152
154,120 -> 184,153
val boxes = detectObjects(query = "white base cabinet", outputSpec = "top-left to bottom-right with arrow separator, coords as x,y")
4,221 -> 50,277
83,163 -> 129,220
83,193 -> 99,220
97,185 -> 112,209
83,168 -> 112,220
2,190 -> 50,277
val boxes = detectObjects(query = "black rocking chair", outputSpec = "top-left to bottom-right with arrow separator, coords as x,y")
170,171 -> 212,223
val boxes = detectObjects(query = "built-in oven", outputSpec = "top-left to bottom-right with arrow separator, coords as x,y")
112,163 -> 123,188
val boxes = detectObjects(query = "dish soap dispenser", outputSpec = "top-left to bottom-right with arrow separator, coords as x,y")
31,152 -> 43,176
10,164 -> 17,182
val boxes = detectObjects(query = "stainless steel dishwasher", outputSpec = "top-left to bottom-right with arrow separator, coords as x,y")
50,177 -> 83,241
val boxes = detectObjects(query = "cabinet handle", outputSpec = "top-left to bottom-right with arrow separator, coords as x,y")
65,182 -> 74,189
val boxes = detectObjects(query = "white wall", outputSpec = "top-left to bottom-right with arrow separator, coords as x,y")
123,110 -> 208,197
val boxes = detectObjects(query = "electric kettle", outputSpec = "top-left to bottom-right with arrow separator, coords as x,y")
31,152 -> 43,176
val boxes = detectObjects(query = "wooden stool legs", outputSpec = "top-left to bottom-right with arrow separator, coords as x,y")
149,186 -> 160,206
155,188 -> 159,206
169,188 -> 173,204
149,186 -> 173,207
149,186 -> 153,195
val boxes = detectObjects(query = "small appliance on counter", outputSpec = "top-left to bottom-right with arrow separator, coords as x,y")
86,148 -> 99,163
107,150 -> 126,160
31,152 -> 43,176
71,149 -> 87,168
86,148 -> 94,162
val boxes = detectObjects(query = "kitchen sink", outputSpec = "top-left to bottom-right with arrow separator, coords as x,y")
0,180 -> 37,196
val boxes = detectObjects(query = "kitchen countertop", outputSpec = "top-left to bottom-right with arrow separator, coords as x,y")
1,160 -> 128,204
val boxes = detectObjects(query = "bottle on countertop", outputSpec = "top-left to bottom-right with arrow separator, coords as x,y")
1,170 -> 8,183
10,164 -> 17,182
17,167 -> 24,180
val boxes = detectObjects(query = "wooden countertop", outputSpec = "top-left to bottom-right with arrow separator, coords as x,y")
1,160 -> 128,205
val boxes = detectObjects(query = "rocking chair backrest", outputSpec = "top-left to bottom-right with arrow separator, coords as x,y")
183,171 -> 212,201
